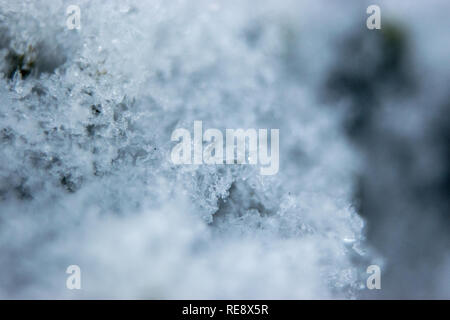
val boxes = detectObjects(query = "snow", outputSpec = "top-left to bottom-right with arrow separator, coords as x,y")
0,0 -> 384,298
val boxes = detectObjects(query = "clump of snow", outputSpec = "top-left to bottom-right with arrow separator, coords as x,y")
0,0 -> 370,298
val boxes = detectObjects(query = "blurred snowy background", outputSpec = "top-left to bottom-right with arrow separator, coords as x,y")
0,0 -> 448,299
